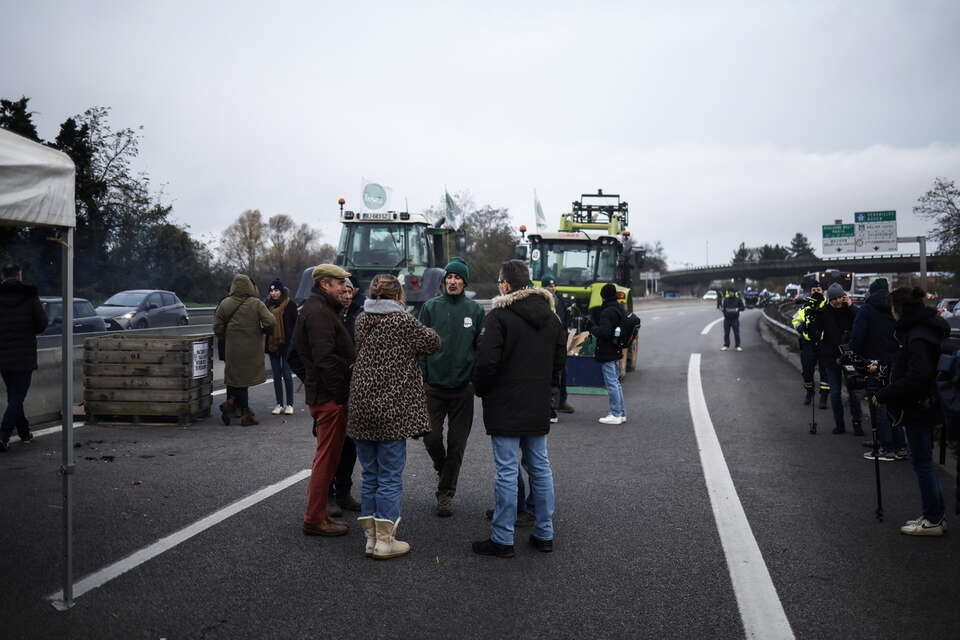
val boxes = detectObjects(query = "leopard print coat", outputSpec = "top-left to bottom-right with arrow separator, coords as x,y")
347,301 -> 441,441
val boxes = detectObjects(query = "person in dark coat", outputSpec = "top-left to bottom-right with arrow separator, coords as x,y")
874,287 -> 950,536
591,283 -> 627,424
472,259 -> 566,558
326,278 -> 365,517
720,288 -> 745,350
818,283 -> 863,435
294,264 -> 355,537
265,279 -> 298,415
850,278 -> 904,460
0,264 -> 47,450
542,273 -> 573,415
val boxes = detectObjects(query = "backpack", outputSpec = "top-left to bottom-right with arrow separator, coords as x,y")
614,312 -> 642,349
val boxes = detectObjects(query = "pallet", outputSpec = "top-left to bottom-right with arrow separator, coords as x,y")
86,397 -> 213,427
83,334 -> 215,427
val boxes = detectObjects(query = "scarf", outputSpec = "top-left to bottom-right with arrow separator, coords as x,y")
268,298 -> 290,352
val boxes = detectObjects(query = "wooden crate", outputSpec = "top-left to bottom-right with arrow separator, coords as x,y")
83,334 -> 215,426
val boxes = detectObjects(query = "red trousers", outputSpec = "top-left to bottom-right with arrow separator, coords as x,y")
303,401 -> 347,526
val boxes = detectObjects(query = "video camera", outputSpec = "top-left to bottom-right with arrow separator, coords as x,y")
837,344 -> 887,395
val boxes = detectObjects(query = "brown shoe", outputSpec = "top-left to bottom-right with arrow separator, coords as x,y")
303,520 -> 349,536
240,410 -> 259,426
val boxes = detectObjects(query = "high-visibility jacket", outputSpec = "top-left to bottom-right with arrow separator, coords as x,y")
791,297 -> 826,342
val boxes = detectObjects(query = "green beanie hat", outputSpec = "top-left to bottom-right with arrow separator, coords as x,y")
444,257 -> 469,284
868,278 -> 889,294
541,273 -> 556,287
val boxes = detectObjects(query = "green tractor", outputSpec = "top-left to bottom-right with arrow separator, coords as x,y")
523,189 -> 644,371
295,198 -> 464,313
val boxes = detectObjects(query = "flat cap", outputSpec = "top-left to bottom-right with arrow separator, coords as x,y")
312,264 -> 351,280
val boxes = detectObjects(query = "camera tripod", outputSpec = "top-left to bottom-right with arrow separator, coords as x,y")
865,393 -> 884,522
808,387 -> 818,435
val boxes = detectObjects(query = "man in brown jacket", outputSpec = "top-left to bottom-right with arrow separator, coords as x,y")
294,264 -> 356,536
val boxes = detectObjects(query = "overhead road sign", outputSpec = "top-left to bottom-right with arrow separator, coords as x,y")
854,210 -> 897,252
822,224 -> 856,254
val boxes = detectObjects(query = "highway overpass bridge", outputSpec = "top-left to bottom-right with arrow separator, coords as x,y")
660,252 -> 953,289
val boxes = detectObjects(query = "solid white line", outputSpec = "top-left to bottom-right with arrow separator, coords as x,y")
212,377 -> 274,396
687,354 -> 794,639
12,422 -> 85,442
48,468 -> 311,602
701,317 -> 723,335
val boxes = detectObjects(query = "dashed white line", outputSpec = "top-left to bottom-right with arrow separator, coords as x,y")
701,317 -> 724,335
48,468 -> 311,602
687,353 -> 794,639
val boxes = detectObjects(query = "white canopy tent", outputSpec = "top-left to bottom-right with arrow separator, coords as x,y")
0,128 -> 77,609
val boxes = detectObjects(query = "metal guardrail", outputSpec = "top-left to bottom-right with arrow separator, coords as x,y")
761,302 -> 799,340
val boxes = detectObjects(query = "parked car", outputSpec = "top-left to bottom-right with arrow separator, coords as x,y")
936,298 -> 959,318
40,297 -> 107,335
96,290 -> 189,330
702,290 -> 718,300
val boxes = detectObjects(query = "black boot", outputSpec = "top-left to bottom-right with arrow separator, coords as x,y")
219,398 -> 235,426
852,420 -> 864,436
803,389 -> 814,405
832,422 -> 846,435
818,393 -> 828,410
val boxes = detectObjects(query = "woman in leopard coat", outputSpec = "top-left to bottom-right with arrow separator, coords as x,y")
347,274 -> 440,559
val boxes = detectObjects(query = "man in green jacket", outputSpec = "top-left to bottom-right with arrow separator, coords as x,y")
419,258 -> 485,517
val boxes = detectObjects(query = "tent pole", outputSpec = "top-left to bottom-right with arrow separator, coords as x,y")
52,227 -> 75,611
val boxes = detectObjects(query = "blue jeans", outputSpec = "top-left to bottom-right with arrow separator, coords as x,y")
354,439 -> 406,522
872,402 -> 905,451
268,352 -> 294,405
1,370 -> 32,440
904,426 -> 945,522
723,314 -> 740,347
490,435 -> 555,545
824,363 -> 862,427
600,361 -> 625,418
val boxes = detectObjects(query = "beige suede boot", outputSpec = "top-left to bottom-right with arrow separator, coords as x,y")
373,517 -> 410,560
358,516 -> 376,557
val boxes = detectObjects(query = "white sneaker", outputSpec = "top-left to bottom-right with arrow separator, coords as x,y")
736,346 -> 743,352
598,415 -> 621,425
284,405 -> 295,415
900,517 -> 947,536
271,404 -> 283,415
720,346 -> 729,351
618,416 -> 627,424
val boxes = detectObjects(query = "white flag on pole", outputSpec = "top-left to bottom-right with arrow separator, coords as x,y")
534,191 -> 547,231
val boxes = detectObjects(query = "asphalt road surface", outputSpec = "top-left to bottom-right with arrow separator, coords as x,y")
2,302 -> 958,639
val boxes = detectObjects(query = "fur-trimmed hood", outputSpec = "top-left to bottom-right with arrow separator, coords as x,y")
491,287 -> 556,329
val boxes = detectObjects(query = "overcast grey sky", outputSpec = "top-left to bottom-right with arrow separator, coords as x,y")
3,0 -> 959,268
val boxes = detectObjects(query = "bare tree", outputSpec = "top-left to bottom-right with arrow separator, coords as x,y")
915,177 -> 960,254
221,209 -> 267,280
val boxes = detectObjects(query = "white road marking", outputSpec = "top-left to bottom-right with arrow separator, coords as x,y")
651,316 -> 661,321
11,422 -> 85,442
48,468 -> 311,602
687,354 -> 795,639
701,317 -> 723,335
213,378 -> 274,396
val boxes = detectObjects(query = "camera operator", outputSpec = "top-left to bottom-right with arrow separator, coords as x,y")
820,284 -> 863,435
873,287 -> 950,536
792,282 -> 830,407
849,278 -> 904,461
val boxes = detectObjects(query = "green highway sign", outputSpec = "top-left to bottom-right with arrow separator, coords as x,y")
822,224 -> 856,253
854,210 -> 897,252
854,210 -> 896,223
